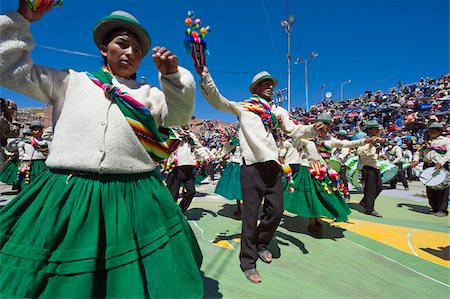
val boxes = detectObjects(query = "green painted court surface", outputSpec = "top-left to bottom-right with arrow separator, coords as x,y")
187,181 -> 449,298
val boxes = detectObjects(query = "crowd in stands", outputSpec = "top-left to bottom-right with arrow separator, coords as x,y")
289,74 -> 449,146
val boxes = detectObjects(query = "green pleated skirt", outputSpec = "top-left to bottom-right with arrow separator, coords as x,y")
214,162 -> 242,201
0,160 -> 20,185
0,169 -> 204,298
283,166 -> 351,222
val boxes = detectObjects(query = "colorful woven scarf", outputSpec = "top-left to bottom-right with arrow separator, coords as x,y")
313,138 -> 333,160
419,141 -> 447,155
173,127 -> 195,146
241,95 -> 281,142
86,67 -> 180,162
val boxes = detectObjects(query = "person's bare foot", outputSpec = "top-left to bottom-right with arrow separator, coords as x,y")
244,269 -> 261,283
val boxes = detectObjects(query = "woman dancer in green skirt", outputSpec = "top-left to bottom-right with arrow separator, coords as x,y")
0,1 -> 203,297
214,137 -> 243,215
284,114 -> 372,234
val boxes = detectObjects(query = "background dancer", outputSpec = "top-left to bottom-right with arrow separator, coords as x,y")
412,122 -> 450,217
357,120 -> 384,217
6,121 -> 49,191
194,63 -> 327,283
167,125 -> 210,214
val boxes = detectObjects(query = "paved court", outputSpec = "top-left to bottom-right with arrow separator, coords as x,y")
1,179 -> 449,298
187,179 -> 449,298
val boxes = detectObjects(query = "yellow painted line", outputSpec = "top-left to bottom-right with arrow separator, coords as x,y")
213,240 -> 235,250
322,218 -> 450,267
232,237 -> 241,243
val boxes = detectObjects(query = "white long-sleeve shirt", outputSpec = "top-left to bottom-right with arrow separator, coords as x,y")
6,138 -> 50,160
0,11 -> 195,174
174,132 -> 207,166
403,149 -> 413,163
199,73 -> 317,165
413,136 -> 450,165
280,139 -> 301,165
389,145 -> 403,164
356,143 -> 379,170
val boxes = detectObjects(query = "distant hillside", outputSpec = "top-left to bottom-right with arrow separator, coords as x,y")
17,106 -> 52,126
17,107 -> 235,130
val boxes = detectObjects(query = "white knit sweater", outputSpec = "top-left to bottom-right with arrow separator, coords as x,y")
0,11 -> 195,174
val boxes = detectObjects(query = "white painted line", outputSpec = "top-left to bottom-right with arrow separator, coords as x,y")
343,238 -> 450,288
190,221 -> 215,242
407,229 -> 419,256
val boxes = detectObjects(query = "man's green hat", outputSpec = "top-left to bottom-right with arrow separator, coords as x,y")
314,113 -> 333,124
249,71 -> 278,94
336,130 -> 348,137
93,11 -> 151,57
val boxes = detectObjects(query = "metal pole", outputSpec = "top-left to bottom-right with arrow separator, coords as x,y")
321,83 -> 325,103
304,59 -> 309,111
287,29 -> 291,111
340,83 -> 343,101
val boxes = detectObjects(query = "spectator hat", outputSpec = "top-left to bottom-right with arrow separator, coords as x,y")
428,122 -> 444,130
249,71 -> 278,94
93,11 -> 151,57
30,121 -> 44,129
363,120 -> 381,131
336,130 -> 348,138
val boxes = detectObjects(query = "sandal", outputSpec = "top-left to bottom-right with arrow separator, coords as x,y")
258,250 -> 272,263
244,268 -> 261,283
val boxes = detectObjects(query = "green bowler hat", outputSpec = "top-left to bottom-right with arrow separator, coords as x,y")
249,71 -> 278,94
314,113 -> 333,124
364,120 -> 381,131
336,130 -> 348,137
428,122 -> 444,130
29,121 -> 44,129
93,11 -> 151,57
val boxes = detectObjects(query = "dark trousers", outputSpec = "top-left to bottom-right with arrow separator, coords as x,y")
166,165 -> 196,214
424,162 -> 449,214
339,165 -> 349,196
361,166 -> 383,213
205,162 -> 215,181
390,162 -> 408,189
239,161 -> 284,271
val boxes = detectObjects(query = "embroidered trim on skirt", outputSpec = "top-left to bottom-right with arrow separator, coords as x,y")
283,166 -> 351,222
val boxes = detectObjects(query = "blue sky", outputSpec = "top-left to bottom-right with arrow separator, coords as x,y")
1,0 -> 448,123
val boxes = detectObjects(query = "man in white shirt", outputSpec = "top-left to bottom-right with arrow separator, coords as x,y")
194,64 -> 327,283
412,122 -> 450,217
357,120 -> 383,217
166,126 -> 208,214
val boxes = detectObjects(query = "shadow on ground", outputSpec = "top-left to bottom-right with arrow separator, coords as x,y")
420,246 -> 450,261
201,270 -> 222,298
280,215 -> 346,240
397,203 -> 431,214
187,208 -> 218,221
346,203 -> 366,214
216,203 -> 242,220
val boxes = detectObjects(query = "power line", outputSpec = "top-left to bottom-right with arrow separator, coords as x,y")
261,0 -> 283,77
